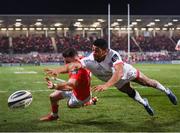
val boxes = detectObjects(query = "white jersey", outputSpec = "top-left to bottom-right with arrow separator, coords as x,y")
80,49 -> 139,88
175,40 -> 180,50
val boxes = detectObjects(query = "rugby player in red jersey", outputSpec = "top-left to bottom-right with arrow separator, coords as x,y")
40,48 -> 97,121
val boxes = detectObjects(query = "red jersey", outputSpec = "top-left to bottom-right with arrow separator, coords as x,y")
69,68 -> 91,101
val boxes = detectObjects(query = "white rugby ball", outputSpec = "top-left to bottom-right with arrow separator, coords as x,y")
8,90 -> 33,109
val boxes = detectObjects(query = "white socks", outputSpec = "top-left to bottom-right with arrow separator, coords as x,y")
133,83 -> 170,107
134,90 -> 146,106
51,112 -> 58,117
156,82 -> 170,94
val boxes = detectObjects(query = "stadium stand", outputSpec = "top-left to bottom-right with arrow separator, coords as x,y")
0,15 -> 180,64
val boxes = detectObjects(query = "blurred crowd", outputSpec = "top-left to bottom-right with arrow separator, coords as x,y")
0,34 -> 179,54
0,33 -> 180,64
11,35 -> 54,53
0,53 -> 63,64
1,52 -> 180,64
111,34 -> 176,52
56,35 -> 92,52
0,36 -> 9,53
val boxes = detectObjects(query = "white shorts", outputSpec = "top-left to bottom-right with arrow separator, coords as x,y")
115,63 -> 139,89
54,90 -> 91,107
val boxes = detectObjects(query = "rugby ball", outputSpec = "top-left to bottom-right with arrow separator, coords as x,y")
8,90 -> 33,109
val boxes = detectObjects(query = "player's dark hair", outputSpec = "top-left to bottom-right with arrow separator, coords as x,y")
62,48 -> 78,58
93,39 -> 108,50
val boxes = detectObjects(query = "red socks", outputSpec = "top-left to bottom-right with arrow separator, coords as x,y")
51,104 -> 59,113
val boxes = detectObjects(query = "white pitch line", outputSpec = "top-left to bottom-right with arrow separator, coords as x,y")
92,85 -> 180,90
1,85 -> 179,93
0,91 -> 8,93
30,90 -> 53,92
0,89 -> 53,93
8,80 -> 64,84
132,85 -> 180,88
139,69 -> 161,71
34,81 -> 45,84
14,71 -> 37,74
14,67 -> 25,70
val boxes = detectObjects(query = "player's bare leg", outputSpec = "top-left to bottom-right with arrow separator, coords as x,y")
118,83 -> 154,116
40,91 -> 63,121
133,71 -> 177,105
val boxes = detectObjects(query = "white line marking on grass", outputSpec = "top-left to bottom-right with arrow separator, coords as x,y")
30,90 -> 52,92
0,91 -> 8,93
136,85 -> 180,88
140,69 -> 161,71
0,89 -> 52,93
14,67 -> 24,70
0,85 -> 179,93
14,71 -> 37,74
34,81 -> 45,84
108,85 -> 180,89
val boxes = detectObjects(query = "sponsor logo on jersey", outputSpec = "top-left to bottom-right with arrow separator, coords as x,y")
111,54 -> 119,62
70,68 -> 78,74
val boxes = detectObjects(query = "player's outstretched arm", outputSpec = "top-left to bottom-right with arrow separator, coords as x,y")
54,82 -> 74,91
45,77 -> 76,91
44,68 -> 60,77
104,63 -> 123,87
56,78 -> 77,91
92,63 -> 123,92
44,62 -> 82,76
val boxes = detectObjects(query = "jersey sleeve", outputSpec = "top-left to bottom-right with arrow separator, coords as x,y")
79,53 -> 94,68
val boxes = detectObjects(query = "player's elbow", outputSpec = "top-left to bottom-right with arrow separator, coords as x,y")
120,73 -> 123,78
118,73 -> 123,80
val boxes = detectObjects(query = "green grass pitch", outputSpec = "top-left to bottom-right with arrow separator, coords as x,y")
0,64 -> 180,132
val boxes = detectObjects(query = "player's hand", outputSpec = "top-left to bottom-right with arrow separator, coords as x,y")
44,68 -> 58,77
45,77 -> 55,89
92,84 -> 108,92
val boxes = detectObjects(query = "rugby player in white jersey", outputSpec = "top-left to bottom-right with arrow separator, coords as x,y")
45,39 -> 178,116
175,39 -> 180,51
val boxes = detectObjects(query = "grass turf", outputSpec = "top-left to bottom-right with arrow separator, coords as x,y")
0,64 -> 180,132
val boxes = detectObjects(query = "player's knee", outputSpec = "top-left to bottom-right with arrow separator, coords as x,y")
67,100 -> 81,108
49,93 -> 60,102
152,79 -> 159,87
50,92 -> 64,102
141,78 -> 156,87
127,89 -> 136,98
147,79 -> 158,87
49,93 -> 55,101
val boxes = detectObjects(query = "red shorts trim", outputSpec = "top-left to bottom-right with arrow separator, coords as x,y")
136,69 -> 140,79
